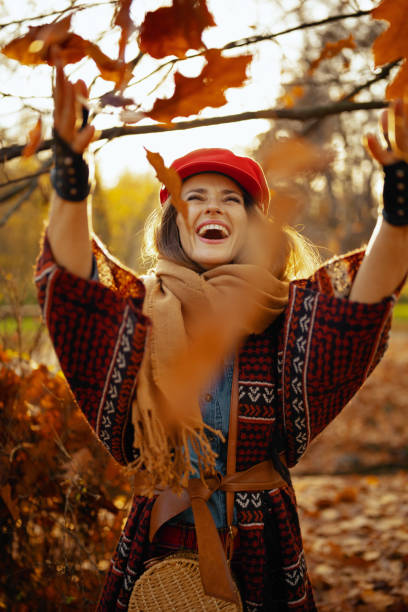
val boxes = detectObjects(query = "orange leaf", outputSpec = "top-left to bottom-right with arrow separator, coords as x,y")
114,0 -> 135,62
0,484 -> 20,521
263,137 -> 333,180
385,59 -> 408,99
372,0 -> 408,99
372,0 -> 408,66
308,34 -> 356,75
1,15 -> 75,66
145,149 -> 188,219
138,0 -> 215,59
23,117 -> 42,158
88,42 -> 133,88
147,49 -> 252,123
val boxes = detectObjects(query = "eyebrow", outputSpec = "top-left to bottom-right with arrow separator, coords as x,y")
185,188 -> 242,196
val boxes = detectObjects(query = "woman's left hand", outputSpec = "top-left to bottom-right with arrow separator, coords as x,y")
365,98 -> 408,166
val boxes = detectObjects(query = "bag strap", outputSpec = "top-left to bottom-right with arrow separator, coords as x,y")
225,352 -> 239,559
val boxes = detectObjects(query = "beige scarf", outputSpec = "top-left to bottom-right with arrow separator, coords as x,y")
130,258 -> 289,494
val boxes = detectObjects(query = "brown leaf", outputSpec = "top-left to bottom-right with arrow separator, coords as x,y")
22,117 -> 42,158
372,0 -> 408,99
147,49 -> 252,123
1,15 -> 76,66
263,137 -> 333,180
384,58 -> 408,99
0,484 -> 20,521
308,34 -> 356,75
138,0 -> 215,59
88,42 -> 133,87
372,0 -> 408,65
145,148 -> 188,219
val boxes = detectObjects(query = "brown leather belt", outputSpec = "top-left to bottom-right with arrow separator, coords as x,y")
136,354 -> 288,605
145,458 -> 287,604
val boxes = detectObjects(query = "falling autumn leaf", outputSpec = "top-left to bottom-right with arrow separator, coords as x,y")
145,148 -> 188,219
308,34 -> 356,75
1,15 -> 79,66
139,0 -> 216,59
22,117 -> 42,157
88,42 -> 133,88
372,0 -> 408,99
114,0 -> 135,62
147,49 -> 252,123
1,15 -> 132,87
263,137 -> 333,180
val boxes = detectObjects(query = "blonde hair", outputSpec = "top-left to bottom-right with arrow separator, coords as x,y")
142,202 -> 321,281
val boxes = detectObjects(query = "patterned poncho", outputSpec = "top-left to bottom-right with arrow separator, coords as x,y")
36,235 -> 396,611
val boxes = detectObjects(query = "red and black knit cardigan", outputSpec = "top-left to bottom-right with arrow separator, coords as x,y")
36,235 -> 395,611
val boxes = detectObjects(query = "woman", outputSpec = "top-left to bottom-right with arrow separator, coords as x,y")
36,65 -> 408,611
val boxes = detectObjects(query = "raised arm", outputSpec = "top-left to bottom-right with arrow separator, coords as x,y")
350,100 -> 408,303
47,63 -> 95,279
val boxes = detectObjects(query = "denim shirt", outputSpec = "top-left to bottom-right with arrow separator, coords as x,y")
170,359 -> 235,528
90,259 -> 234,527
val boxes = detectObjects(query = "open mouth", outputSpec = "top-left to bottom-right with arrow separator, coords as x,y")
196,223 -> 230,242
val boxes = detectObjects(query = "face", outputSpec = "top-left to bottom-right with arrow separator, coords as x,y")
176,173 -> 248,269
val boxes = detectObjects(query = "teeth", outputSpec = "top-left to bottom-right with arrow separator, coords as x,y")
197,223 -> 229,237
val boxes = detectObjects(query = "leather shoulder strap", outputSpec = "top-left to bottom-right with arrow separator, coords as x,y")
226,352 -> 239,529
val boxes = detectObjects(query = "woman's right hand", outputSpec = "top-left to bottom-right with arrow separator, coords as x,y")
47,53 -> 95,279
53,56 -> 95,153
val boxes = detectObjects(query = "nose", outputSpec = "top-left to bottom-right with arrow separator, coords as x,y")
204,199 -> 222,214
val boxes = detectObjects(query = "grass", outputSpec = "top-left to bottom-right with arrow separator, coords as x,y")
393,301 -> 408,322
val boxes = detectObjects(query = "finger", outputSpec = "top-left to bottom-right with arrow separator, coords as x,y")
53,65 -> 66,129
364,133 -> 397,165
389,99 -> 408,157
380,110 -> 392,149
72,124 -> 95,154
74,79 -> 89,100
58,80 -> 76,141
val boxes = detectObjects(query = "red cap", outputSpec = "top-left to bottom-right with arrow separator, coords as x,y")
159,148 -> 270,213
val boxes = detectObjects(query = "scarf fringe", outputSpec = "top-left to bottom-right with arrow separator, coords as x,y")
129,404 -> 223,496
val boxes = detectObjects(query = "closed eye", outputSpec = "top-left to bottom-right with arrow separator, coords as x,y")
223,196 -> 242,203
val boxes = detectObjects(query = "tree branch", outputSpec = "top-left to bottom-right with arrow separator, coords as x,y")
0,1 -> 115,28
0,100 -> 388,164
0,180 -> 37,227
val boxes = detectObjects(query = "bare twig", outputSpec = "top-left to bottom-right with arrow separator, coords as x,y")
0,160 -> 52,189
0,180 -> 38,227
0,1 -> 115,28
0,100 -> 388,164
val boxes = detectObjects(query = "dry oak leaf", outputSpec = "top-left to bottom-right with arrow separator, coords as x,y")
263,137 -> 334,180
308,34 -> 356,75
145,148 -> 188,219
88,42 -> 133,88
114,0 -> 135,62
147,49 -> 252,123
138,0 -> 215,59
23,117 -> 42,158
1,14 -> 86,66
372,0 -> 408,99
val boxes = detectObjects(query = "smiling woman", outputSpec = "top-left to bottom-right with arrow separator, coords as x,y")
34,63 -> 408,612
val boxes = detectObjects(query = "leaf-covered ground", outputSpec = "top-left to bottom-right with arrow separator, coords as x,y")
293,329 -> 408,610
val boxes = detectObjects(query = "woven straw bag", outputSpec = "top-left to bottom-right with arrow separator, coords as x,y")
128,553 -> 243,612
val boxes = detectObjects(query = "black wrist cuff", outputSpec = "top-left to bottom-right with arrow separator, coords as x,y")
382,160 -> 408,226
50,129 -> 90,202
